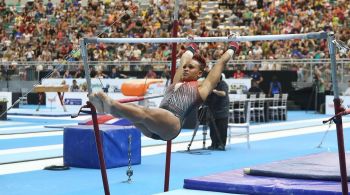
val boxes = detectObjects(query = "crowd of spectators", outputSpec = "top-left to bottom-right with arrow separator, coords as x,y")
0,0 -> 349,79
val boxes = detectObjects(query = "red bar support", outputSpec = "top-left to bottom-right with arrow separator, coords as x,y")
86,101 -> 111,195
333,98 -> 348,194
164,16 -> 179,192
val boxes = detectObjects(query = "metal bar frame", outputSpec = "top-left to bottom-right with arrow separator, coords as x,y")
80,30 -> 348,194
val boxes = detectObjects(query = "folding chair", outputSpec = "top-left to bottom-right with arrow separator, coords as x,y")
268,94 -> 280,120
278,93 -> 288,120
228,101 -> 251,149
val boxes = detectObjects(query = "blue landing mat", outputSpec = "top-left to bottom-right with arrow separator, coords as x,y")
154,189 -> 235,195
184,152 -> 350,195
184,169 -> 347,195
244,152 -> 350,181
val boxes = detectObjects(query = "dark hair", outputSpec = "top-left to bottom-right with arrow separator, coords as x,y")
192,53 -> 206,71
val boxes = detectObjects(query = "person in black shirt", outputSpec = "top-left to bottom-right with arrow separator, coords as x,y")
110,67 -> 128,79
250,66 -> 263,86
248,80 -> 263,94
206,75 -> 229,151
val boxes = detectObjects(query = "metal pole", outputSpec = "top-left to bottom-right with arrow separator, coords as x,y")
164,0 -> 180,191
80,39 -> 92,94
84,32 -> 328,44
87,101 -> 111,195
327,32 -> 348,195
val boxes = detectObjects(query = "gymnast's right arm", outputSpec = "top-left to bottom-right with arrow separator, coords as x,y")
173,43 -> 198,83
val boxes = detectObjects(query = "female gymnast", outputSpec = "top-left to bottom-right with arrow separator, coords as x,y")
88,41 -> 240,141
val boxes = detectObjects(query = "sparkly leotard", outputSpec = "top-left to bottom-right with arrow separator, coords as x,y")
148,81 -> 203,140
157,81 -> 203,138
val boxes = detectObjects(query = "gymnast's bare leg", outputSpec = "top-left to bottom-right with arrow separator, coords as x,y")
89,92 -> 181,141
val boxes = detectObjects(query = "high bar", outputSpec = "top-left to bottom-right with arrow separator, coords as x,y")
84,31 -> 328,44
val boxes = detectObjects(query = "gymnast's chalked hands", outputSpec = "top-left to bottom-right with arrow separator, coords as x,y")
88,91 -> 112,114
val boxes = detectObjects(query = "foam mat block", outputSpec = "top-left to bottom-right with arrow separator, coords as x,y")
64,125 -> 141,169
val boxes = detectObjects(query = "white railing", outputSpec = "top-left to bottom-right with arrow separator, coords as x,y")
1,58 -> 349,82
0,58 -> 349,67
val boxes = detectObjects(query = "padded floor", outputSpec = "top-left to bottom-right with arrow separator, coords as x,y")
8,108 -> 73,117
184,169 -> 346,195
184,152 -> 350,195
244,152 -> 350,181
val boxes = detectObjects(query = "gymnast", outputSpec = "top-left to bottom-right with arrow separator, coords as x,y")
88,41 -> 240,141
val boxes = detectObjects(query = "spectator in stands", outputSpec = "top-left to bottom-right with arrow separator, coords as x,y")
51,68 -> 61,78
110,66 -> 128,79
233,68 -> 245,79
211,9 -> 221,29
145,66 -> 157,79
24,47 -> 34,61
0,0 -> 349,76
80,82 -> 88,92
95,70 -> 108,79
268,76 -> 282,97
70,79 -> 80,92
63,70 -> 72,78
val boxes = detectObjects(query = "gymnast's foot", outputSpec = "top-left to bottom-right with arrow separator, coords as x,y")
88,91 -> 115,115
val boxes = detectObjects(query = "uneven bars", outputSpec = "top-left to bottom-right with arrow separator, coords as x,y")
80,31 -> 328,94
83,32 -> 327,44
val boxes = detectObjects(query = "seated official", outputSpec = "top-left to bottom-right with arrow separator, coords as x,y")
233,69 -> 245,79
248,80 -> 263,94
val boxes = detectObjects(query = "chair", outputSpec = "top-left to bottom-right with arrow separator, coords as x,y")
268,94 -> 280,120
228,101 -> 234,123
248,94 -> 257,122
255,93 -> 266,122
278,94 -> 288,120
229,94 -> 246,123
228,101 -> 251,148
232,100 -> 246,123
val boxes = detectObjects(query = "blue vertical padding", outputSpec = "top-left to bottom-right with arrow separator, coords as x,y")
64,125 -> 141,169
